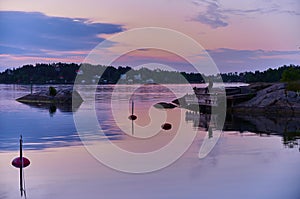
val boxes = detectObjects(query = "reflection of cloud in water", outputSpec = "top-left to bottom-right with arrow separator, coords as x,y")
0,132 -> 122,151
0,193 -> 7,199
0,134 -> 80,151
0,104 -> 122,151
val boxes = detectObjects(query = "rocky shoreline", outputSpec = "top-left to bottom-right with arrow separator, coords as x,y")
170,82 -> 300,115
232,83 -> 300,115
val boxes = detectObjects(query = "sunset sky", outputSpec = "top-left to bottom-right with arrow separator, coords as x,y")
1,0 -> 299,72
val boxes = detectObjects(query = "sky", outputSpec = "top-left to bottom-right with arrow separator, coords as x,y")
0,0 -> 299,73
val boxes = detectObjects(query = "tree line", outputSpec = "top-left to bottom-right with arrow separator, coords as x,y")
220,64 -> 300,83
0,63 -> 299,84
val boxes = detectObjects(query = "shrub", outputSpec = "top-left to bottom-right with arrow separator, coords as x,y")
281,67 -> 300,82
286,81 -> 300,92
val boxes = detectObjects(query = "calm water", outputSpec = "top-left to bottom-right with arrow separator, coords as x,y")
0,84 -> 299,199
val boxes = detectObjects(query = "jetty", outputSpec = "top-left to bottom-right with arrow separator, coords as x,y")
175,85 -> 254,113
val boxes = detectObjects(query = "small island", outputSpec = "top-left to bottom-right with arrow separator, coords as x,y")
16,86 -> 83,106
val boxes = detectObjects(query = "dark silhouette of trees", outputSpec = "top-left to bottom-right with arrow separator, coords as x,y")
280,65 -> 300,92
221,64 -> 299,83
281,66 -> 300,82
0,63 -> 299,84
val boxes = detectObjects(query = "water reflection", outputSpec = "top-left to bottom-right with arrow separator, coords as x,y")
0,193 -> 7,199
16,101 -> 83,114
0,98 -> 83,151
1,84 -> 300,199
49,105 -> 57,116
0,135 -> 82,151
186,111 -> 300,151
283,132 -> 300,150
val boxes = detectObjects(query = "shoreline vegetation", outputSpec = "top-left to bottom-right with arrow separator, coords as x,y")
0,63 -> 299,85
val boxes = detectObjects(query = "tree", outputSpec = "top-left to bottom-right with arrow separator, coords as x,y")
281,67 -> 300,82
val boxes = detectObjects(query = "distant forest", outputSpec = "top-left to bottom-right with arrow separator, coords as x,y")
0,63 -> 299,84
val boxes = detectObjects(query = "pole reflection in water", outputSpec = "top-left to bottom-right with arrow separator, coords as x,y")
132,119 -> 134,135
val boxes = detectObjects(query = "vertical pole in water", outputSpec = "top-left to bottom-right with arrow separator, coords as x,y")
131,100 -> 134,135
131,100 -> 134,115
20,135 -> 23,197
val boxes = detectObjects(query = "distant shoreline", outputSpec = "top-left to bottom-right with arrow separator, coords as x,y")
0,82 -> 249,86
0,63 -> 299,84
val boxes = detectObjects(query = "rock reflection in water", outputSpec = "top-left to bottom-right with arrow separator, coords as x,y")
186,111 -> 300,150
17,101 -> 83,115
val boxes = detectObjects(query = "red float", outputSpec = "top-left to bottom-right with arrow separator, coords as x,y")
128,114 -> 137,120
161,123 -> 172,130
12,157 -> 30,168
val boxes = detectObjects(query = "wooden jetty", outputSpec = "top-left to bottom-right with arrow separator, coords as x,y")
177,86 -> 254,112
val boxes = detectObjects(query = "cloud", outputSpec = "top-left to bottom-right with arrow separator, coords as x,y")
223,6 -> 300,16
207,48 -> 300,72
0,11 -> 124,55
192,0 -> 300,28
193,0 -> 228,28
111,48 -> 196,72
280,10 -> 300,16
222,8 -> 266,16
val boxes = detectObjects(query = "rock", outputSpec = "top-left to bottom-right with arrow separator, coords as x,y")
16,87 -> 83,105
153,102 -> 177,109
234,83 -> 300,114
247,83 -> 274,92
287,91 -> 297,99
256,83 -> 285,95
172,96 -> 187,107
